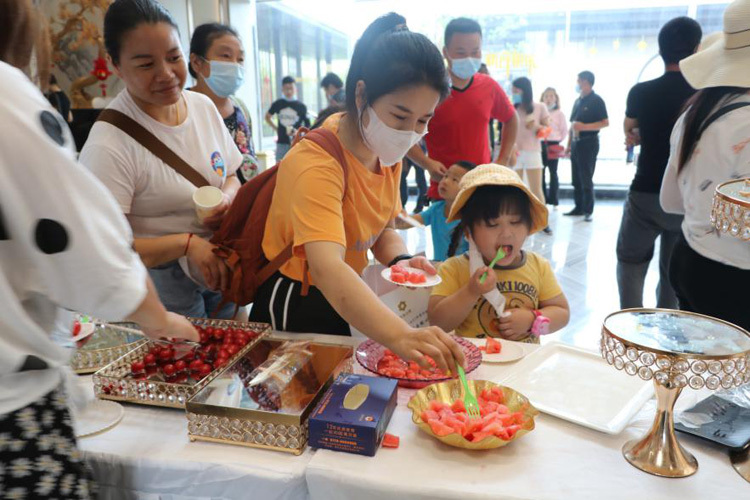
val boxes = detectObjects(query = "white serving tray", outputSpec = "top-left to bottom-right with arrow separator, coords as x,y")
496,341 -> 653,434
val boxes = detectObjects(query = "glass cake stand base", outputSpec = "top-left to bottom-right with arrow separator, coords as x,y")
731,448 -> 750,483
622,382 -> 698,478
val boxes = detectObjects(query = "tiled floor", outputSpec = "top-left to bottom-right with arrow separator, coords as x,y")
398,198 -> 665,351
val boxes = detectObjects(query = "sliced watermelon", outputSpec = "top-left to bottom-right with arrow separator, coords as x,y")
382,433 -> 400,448
420,390 -> 524,444
485,337 -> 502,354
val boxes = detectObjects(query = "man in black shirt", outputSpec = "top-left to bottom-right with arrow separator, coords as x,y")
565,70 -> 608,221
616,17 -> 702,309
265,76 -> 310,161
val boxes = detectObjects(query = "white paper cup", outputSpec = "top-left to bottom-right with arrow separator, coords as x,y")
193,186 -> 224,223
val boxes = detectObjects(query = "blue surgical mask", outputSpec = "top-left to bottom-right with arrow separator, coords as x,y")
575,84 -> 582,94
204,60 -> 244,98
512,93 -> 522,105
450,57 -> 482,80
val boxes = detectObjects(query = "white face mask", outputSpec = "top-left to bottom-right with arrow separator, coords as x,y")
361,106 -> 427,167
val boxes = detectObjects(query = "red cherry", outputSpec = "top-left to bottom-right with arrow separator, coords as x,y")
174,372 -> 189,384
143,354 -> 157,366
214,356 -> 229,368
213,328 -> 225,340
131,361 -> 145,373
159,348 -> 174,361
198,363 -> 213,378
189,359 -> 204,372
205,327 -> 215,337
174,360 -> 187,372
226,344 -> 240,356
162,363 -> 176,377
145,364 -> 158,375
217,348 -> 230,359
72,320 -> 82,337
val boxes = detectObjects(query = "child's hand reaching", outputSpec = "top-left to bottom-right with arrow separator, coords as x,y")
468,266 -> 497,297
492,308 -> 535,340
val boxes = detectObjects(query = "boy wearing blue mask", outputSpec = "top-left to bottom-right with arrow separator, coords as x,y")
407,18 -> 519,201
265,76 -> 310,160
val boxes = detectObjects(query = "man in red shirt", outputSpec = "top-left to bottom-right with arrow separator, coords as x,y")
408,17 -> 519,199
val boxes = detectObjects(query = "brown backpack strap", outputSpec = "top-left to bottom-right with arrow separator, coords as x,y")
97,109 -> 210,188
256,127 -> 349,295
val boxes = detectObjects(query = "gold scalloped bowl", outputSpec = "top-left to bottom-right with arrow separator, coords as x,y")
407,380 -> 539,450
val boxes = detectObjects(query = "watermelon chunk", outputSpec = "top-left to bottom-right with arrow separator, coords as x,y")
485,337 -> 502,354
428,419 -> 455,437
382,433 -> 400,448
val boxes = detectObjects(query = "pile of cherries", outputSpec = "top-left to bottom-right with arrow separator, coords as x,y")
129,325 -> 257,383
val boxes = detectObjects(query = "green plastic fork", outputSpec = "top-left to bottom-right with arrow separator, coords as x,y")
479,247 -> 506,284
456,363 -> 481,420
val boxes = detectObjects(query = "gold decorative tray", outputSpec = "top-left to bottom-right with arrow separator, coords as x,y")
71,321 -> 147,374
93,319 -> 270,409
186,339 -> 353,455
711,178 -> 750,241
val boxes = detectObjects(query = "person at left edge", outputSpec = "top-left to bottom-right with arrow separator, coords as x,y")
80,0 -> 242,319
189,22 -> 261,184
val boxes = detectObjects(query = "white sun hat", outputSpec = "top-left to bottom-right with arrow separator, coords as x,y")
680,0 -> 750,89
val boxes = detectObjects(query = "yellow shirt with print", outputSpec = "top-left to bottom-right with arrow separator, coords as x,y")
432,252 -> 563,342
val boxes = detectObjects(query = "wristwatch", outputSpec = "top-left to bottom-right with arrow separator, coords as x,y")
529,309 -> 551,337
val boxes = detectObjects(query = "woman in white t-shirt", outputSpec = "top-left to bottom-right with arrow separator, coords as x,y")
511,77 -> 551,233
660,12 -> 750,329
0,1 -> 198,495
80,0 -> 243,319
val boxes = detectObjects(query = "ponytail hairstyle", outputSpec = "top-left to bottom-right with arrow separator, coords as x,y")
677,86 -> 748,173
344,13 -> 450,123
512,76 -> 534,115
447,185 -> 532,258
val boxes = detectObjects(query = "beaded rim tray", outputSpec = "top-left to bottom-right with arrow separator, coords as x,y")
185,339 -> 353,455
711,178 -> 750,241
93,319 -> 270,409
71,321 -> 147,374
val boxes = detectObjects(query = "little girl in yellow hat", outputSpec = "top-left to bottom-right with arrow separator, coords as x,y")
428,164 -> 570,342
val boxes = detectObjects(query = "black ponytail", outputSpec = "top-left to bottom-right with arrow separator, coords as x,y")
345,13 -> 449,117
447,221 -> 467,258
104,0 -> 179,66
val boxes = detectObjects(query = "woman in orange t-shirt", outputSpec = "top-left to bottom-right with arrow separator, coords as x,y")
250,13 -> 465,372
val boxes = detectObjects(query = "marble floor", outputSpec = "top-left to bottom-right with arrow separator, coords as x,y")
397,198 -> 665,352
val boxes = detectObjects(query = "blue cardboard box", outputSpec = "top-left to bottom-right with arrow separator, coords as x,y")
308,373 -> 398,456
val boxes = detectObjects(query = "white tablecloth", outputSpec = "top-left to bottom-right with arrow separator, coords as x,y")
76,376 -> 312,500
306,344 -> 749,500
74,335 -> 749,499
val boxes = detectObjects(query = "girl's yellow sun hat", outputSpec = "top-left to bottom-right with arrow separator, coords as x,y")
447,164 -> 549,234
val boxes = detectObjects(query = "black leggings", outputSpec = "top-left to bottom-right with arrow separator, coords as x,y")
541,141 -> 560,206
249,272 -> 351,335
669,235 -> 750,330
